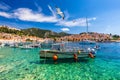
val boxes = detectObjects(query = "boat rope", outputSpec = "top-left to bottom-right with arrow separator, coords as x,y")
44,51 -> 47,64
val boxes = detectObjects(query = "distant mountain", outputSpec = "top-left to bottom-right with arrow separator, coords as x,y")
0,25 -> 70,38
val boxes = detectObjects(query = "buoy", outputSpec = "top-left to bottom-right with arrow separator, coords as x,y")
89,52 -> 94,58
73,54 -> 78,61
53,54 -> 58,61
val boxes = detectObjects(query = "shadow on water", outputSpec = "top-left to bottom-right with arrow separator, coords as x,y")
97,55 -> 120,60
30,58 -> 91,65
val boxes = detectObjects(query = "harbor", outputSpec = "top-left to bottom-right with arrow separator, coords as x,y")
0,42 -> 120,80
0,0 -> 120,80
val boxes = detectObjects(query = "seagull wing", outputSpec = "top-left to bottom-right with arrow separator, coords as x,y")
56,8 -> 61,14
56,7 -> 65,20
59,12 -> 64,20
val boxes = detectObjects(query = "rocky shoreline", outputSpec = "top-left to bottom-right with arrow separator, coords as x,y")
0,32 -> 44,43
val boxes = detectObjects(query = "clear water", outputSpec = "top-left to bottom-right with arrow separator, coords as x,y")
0,42 -> 120,80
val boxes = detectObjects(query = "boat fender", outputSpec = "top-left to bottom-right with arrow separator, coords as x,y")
89,52 -> 94,58
53,54 -> 58,61
61,44 -> 64,46
74,54 -> 78,60
78,50 -> 81,54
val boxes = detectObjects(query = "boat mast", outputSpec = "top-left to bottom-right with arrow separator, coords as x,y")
86,16 -> 88,34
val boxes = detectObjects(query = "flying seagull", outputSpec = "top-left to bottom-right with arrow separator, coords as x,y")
56,7 -> 65,20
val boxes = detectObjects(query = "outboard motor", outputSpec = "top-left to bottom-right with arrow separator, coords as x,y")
88,48 -> 96,58
88,48 -> 96,54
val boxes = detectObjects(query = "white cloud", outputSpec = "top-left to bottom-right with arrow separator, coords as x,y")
92,17 -> 96,20
56,17 -> 96,27
0,2 -> 11,10
14,8 -> 58,22
63,11 -> 70,20
0,5 -> 96,27
0,12 -> 12,18
0,8 -> 59,23
61,28 -> 70,32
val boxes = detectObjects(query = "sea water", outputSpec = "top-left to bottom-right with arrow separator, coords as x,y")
0,42 -> 120,80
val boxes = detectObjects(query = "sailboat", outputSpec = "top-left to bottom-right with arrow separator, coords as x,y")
79,17 -> 99,49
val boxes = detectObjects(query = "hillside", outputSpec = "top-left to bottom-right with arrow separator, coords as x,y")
1,25 -> 120,42
22,28 -> 70,38
0,25 -> 70,38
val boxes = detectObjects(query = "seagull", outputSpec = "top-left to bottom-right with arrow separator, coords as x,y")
56,7 -> 65,20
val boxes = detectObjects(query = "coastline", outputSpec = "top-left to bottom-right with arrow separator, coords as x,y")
110,40 -> 120,42
0,39 -> 44,44
1,38 -> 120,44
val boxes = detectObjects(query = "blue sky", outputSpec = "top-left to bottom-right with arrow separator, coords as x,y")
0,0 -> 120,34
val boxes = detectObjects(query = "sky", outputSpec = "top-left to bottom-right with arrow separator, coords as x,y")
0,0 -> 120,34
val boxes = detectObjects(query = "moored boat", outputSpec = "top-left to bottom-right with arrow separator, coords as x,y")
19,45 -> 33,49
0,43 -> 6,47
40,42 -> 96,60
79,40 -> 96,45
40,50 -> 91,59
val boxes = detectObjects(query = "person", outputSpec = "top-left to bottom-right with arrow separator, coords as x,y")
58,47 -> 60,51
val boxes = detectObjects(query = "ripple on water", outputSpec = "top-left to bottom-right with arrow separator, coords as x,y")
0,43 -> 120,80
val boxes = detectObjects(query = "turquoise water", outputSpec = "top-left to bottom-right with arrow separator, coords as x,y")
0,43 -> 120,80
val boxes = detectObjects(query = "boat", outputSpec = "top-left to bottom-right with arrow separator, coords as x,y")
79,40 -> 96,45
40,42 -> 96,60
0,43 -> 5,47
29,42 -> 41,48
41,39 -> 53,49
40,17 -> 96,61
9,43 -> 19,48
79,17 -> 100,50
19,45 -> 33,49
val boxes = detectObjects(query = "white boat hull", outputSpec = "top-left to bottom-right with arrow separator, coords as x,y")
40,50 -> 91,59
